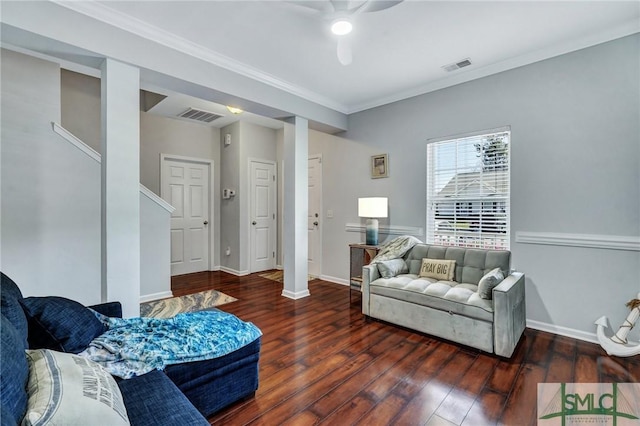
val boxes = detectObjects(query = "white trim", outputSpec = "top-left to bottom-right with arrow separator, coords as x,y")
52,0 -> 348,114
526,319 -> 638,347
345,223 -> 424,237
53,123 -> 174,213
219,266 -> 250,276
52,1 -> 639,115
139,185 -> 175,213
349,21 -> 640,113
516,231 -> 640,252
320,275 -> 349,286
281,289 -> 311,300
139,290 -> 173,303
52,122 -> 100,163
160,153 -> 216,273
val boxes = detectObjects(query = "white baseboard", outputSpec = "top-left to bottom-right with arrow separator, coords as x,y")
320,275 -> 349,286
281,289 -> 311,300
276,265 -> 283,270
527,319 -> 600,345
139,291 -> 173,303
219,266 -> 249,276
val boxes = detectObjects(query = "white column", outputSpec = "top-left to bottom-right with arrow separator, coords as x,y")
282,117 -> 310,299
101,58 -> 140,317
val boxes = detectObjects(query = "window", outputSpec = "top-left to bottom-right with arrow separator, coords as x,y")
427,128 -> 510,249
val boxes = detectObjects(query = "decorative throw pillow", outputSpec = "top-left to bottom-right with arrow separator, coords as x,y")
20,296 -> 106,353
419,258 -> 456,281
477,268 -> 505,299
377,259 -> 409,278
23,349 -> 130,426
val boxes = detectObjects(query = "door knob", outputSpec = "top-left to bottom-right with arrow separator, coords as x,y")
252,221 -> 257,225
313,221 -> 319,226
204,221 -> 209,225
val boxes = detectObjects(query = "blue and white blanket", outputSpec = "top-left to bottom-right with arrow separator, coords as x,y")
80,310 -> 262,379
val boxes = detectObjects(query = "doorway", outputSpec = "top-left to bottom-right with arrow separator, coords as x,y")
161,155 -> 213,276
249,159 -> 277,273
308,155 -> 322,277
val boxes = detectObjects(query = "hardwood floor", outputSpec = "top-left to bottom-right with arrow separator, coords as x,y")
172,271 -> 640,426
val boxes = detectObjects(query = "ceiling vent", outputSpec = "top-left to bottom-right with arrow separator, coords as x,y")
442,58 -> 472,72
178,108 -> 223,123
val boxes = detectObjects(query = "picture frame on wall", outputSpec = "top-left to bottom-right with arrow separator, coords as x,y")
371,154 -> 388,179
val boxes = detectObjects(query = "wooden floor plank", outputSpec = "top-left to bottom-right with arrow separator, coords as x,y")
168,271 -> 635,426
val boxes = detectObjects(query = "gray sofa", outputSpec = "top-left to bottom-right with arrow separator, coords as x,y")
362,243 -> 525,357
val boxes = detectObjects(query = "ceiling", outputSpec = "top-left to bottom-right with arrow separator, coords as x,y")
1,1 -> 638,130
90,0 -> 638,115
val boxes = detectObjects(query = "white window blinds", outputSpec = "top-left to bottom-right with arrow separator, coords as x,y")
426,129 -> 510,250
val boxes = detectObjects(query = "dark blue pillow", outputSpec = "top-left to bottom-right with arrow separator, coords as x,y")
20,296 -> 106,353
0,314 -> 28,425
1,272 -> 28,348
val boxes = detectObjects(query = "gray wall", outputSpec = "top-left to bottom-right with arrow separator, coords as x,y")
61,70 -> 222,268
220,121 -> 277,274
1,49 -> 101,304
312,35 -> 640,341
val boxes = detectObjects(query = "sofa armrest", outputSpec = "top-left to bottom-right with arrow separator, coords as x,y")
88,301 -> 123,318
492,272 -> 525,357
361,264 -> 380,315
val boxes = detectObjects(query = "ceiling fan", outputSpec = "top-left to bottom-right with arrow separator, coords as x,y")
289,0 -> 404,66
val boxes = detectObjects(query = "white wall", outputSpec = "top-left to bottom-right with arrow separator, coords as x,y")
311,35 -> 640,342
61,71 -> 222,270
1,49 -> 101,303
140,192 -> 171,299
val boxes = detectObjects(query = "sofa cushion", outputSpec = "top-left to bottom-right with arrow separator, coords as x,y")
370,275 -> 494,322
377,259 -> 408,278
478,268 -> 505,299
1,272 -> 28,347
24,349 -> 130,425
404,245 -> 509,285
419,258 -> 456,281
20,296 -> 106,353
1,314 -> 29,425
117,370 -> 208,426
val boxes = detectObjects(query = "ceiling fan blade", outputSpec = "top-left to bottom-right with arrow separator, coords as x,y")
284,0 -> 333,14
336,38 -> 352,66
359,0 -> 403,13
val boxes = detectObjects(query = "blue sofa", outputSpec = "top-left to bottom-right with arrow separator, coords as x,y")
0,273 -> 261,425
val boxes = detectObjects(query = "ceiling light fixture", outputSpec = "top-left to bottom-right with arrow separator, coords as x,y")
331,18 -> 352,36
226,106 -> 243,114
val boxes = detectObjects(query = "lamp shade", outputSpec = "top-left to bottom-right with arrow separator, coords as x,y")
358,197 -> 388,218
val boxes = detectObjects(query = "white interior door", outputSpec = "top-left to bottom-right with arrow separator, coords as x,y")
250,160 -> 276,273
308,156 -> 322,277
162,159 -> 210,276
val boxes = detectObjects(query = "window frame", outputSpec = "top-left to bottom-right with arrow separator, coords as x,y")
426,127 -> 511,250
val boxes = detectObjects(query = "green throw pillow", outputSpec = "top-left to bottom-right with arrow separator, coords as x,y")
477,268 -> 505,299
377,259 -> 409,278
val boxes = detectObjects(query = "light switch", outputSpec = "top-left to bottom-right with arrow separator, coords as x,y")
326,210 -> 334,218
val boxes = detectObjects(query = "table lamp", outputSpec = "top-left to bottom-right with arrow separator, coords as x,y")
358,197 -> 388,245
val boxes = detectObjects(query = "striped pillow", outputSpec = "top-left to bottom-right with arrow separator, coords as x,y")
23,349 -> 129,426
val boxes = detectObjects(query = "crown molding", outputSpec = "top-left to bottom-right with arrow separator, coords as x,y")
51,0 -> 349,114
50,1 -> 639,116
347,20 -> 640,114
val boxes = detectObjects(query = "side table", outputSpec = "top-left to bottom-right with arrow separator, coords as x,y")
349,243 -> 380,303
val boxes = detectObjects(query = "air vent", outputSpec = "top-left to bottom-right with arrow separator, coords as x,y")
178,108 -> 223,123
442,58 -> 472,72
